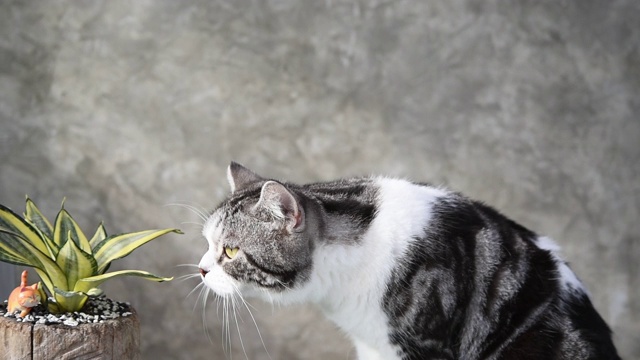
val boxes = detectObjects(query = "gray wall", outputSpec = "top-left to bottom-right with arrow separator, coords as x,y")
1,1 -> 638,359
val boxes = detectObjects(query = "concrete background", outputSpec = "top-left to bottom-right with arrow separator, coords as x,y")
0,0 -> 638,359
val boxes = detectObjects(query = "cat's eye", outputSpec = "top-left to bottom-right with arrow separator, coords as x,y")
224,246 -> 239,259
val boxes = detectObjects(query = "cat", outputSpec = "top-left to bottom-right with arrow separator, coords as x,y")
8,270 -> 41,317
197,162 -> 620,360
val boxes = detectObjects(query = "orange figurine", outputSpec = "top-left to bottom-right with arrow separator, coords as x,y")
7,270 -> 41,317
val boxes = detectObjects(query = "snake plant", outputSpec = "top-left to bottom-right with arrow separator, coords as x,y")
0,197 -> 180,313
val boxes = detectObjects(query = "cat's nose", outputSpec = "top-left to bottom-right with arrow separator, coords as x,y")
199,268 -> 209,277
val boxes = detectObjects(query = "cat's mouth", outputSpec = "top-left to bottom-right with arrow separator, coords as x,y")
23,298 -> 40,307
199,265 -> 238,297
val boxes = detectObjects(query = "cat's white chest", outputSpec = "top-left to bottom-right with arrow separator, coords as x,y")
310,240 -> 402,359
316,179 -> 447,360
323,298 -> 401,360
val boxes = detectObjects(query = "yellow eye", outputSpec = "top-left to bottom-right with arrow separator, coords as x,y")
224,246 -> 239,259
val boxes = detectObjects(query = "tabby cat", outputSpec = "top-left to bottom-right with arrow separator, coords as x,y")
197,162 -> 620,360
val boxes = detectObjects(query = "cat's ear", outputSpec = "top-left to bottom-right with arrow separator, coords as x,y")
255,181 -> 304,233
227,161 -> 264,193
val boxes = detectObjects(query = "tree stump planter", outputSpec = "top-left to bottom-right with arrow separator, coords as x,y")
0,303 -> 140,360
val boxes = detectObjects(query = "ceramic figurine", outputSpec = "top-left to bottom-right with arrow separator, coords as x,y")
7,270 -> 41,317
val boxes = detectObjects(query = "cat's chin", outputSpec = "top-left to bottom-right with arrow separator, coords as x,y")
200,276 -> 265,301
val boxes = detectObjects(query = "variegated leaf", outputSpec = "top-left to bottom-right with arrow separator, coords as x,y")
0,228 -> 65,294
93,228 -> 181,273
47,301 -> 61,314
0,204 -> 54,258
53,287 -> 88,313
0,230 -> 30,265
56,231 -> 98,290
89,222 -> 107,250
25,197 -> 59,258
74,269 -> 173,293
24,197 -> 54,241
36,282 -> 48,308
53,208 -> 92,253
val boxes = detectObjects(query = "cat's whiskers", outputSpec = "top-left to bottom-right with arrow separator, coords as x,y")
258,288 -> 277,312
196,284 -> 208,315
274,279 -> 293,292
219,294 -> 229,356
231,283 -> 273,360
185,280 -> 204,299
175,264 -> 200,268
237,294 -> 259,312
201,287 -> 216,346
188,282 -> 207,313
174,264 -> 207,315
225,296 -> 233,358
231,292 -> 250,360
164,203 -> 209,225
177,273 -> 202,282
173,262 -> 199,281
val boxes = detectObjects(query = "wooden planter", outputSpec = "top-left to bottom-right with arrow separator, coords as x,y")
0,310 -> 140,360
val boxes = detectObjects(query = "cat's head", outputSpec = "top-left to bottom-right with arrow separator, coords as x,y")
18,284 -> 41,308
198,162 -> 315,300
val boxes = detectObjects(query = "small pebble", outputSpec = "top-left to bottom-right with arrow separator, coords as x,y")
0,296 -> 132,327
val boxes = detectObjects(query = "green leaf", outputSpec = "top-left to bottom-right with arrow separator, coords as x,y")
53,287 -> 88,313
25,197 -> 54,242
0,231 -> 31,266
93,228 -> 182,274
56,231 -> 98,290
53,208 -> 92,253
89,222 -> 107,250
0,228 -> 65,294
47,301 -> 61,314
36,282 -> 48,308
33,268 -> 55,298
74,269 -> 173,293
0,251 -> 30,267
25,197 -> 59,258
0,204 -> 54,259
86,288 -> 103,296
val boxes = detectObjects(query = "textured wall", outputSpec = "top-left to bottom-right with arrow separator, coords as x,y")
0,1 -> 638,359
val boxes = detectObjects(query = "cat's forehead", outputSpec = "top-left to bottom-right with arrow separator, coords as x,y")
202,191 -> 263,244
202,209 -> 224,245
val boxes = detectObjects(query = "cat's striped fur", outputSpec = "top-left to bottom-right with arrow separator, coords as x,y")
198,162 -> 620,360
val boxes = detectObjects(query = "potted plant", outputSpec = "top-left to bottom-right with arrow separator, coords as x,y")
0,197 -> 180,359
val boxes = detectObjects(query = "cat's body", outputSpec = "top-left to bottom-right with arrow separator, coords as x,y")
198,162 -> 620,360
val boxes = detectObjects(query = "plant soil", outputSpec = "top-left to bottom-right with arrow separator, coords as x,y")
0,295 -> 133,327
